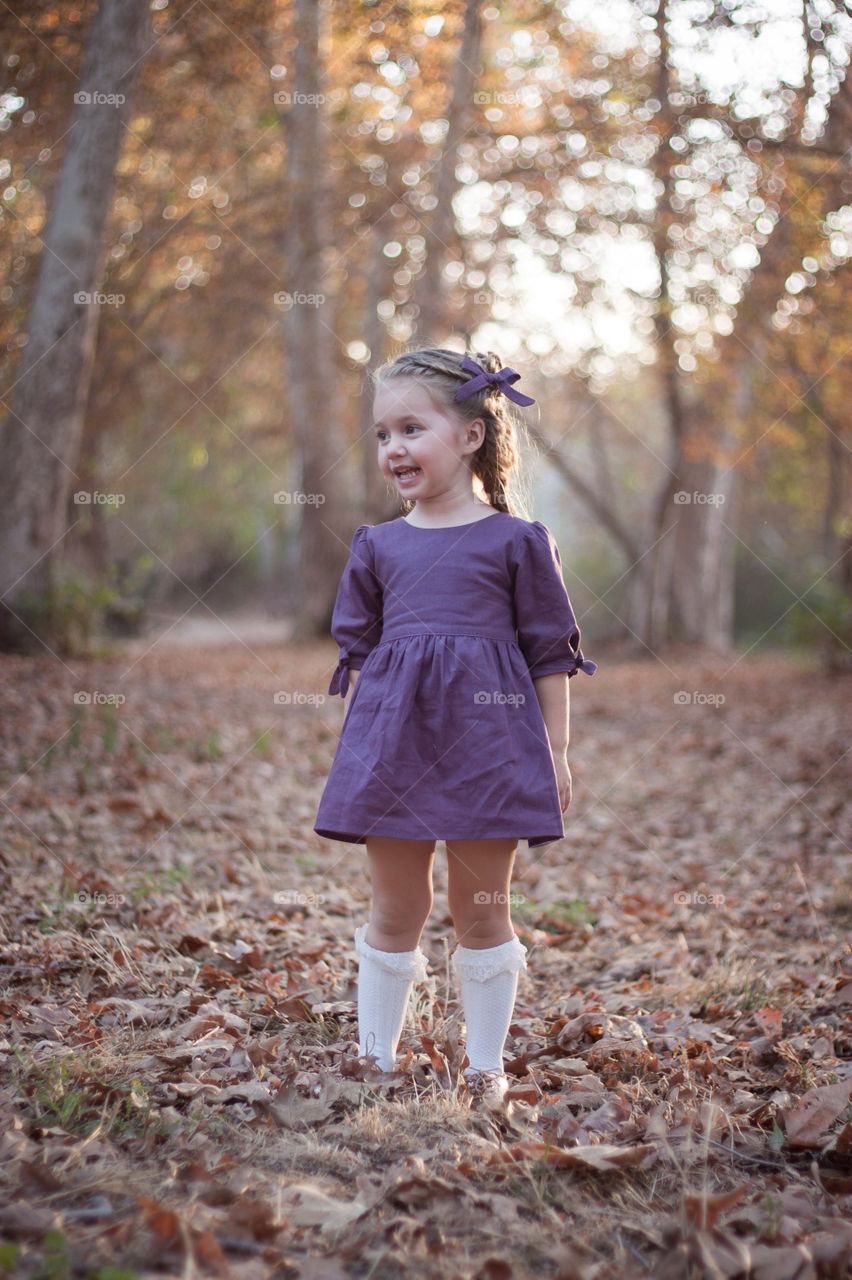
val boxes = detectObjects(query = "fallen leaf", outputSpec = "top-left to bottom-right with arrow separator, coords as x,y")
783,1079 -> 852,1148
683,1182 -> 751,1229
487,1141 -> 655,1171
278,1182 -> 371,1233
0,1202 -> 62,1238
753,1006 -> 783,1039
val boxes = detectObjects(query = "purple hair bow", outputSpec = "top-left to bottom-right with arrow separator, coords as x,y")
454,354 -> 536,407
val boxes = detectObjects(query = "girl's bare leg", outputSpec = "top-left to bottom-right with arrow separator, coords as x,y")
364,836 -> 436,950
445,838 -> 518,948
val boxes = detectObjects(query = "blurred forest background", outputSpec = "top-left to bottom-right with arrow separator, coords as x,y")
0,0 -> 851,663
2,8 -> 852,1275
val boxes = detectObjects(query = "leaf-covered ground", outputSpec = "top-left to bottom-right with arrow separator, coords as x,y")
0,631 -> 850,1280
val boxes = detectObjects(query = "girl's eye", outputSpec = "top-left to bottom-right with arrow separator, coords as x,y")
377,424 -> 420,441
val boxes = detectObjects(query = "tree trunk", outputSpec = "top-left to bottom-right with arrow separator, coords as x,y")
644,0 -> 691,652
669,455 -> 739,646
663,3 -> 845,650
359,227 -> 400,524
0,0 -> 152,648
682,6 -> 852,653
279,0 -> 351,638
413,0 -> 483,341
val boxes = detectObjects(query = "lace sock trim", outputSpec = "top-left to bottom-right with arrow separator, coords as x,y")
451,933 -> 528,982
354,924 -> 429,983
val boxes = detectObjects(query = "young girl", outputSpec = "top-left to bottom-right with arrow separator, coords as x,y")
314,347 -> 597,1108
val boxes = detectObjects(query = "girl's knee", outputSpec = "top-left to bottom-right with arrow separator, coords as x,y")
451,906 -> 513,948
370,890 -> 433,940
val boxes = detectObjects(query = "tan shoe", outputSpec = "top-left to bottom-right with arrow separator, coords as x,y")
462,1069 -> 509,1111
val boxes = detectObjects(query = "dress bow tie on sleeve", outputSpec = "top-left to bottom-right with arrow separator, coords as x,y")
570,650 -> 598,677
328,656 -> 352,698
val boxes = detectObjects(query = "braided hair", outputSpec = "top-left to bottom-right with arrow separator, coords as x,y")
370,347 -> 534,518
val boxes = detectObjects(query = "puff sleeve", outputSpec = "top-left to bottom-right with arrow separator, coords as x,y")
327,524 -> 383,698
510,521 -> 597,680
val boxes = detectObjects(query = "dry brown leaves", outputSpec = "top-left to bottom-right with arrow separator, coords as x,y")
0,639 -> 850,1279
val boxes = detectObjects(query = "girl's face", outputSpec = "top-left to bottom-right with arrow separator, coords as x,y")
372,377 -> 485,503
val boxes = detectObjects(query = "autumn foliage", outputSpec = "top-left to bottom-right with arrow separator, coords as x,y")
1,640 -> 850,1277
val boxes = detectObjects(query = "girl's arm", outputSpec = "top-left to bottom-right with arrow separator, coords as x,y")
341,668 -> 359,724
533,672 -> 572,811
532,671 -> 569,750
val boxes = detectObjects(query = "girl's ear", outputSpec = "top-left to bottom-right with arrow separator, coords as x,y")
464,418 -> 486,452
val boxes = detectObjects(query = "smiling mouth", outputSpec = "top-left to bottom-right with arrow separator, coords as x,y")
394,467 -> 421,478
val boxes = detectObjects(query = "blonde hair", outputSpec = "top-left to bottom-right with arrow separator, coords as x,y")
371,347 -> 535,519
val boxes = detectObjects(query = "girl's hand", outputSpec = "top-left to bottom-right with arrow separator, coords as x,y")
553,750 -> 572,812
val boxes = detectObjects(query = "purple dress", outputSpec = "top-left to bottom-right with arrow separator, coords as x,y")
313,512 -> 597,849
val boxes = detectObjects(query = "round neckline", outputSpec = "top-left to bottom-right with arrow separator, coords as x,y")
402,512 -> 504,530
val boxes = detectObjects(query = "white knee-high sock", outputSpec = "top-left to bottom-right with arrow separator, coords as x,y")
354,924 -> 429,1071
452,934 -> 528,1075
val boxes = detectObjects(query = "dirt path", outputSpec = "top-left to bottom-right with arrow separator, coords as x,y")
118,608 -> 293,655
0,641 -> 850,1278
